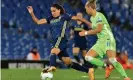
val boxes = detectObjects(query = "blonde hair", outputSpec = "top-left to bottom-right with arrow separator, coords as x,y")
86,0 -> 96,9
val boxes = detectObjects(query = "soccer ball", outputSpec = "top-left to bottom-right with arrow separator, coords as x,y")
40,72 -> 53,80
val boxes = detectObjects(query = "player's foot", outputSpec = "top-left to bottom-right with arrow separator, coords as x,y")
47,66 -> 56,72
105,65 -> 114,79
124,77 -> 131,80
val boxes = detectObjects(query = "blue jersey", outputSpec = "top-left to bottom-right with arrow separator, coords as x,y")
72,23 -> 89,36
46,13 -> 72,41
72,23 -> 89,50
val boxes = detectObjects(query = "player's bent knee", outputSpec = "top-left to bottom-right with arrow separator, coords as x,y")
64,60 -> 71,65
62,57 -> 72,65
109,58 -> 117,63
73,48 -> 80,54
85,56 -> 93,62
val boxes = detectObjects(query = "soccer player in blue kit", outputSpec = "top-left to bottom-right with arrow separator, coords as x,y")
71,12 -> 89,64
27,4 -> 94,80
71,12 -> 91,64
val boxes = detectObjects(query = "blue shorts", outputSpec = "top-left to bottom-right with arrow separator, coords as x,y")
51,37 -> 69,60
74,32 -> 87,50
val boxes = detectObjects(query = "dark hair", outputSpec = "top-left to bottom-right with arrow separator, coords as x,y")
51,4 -> 65,14
86,0 -> 96,9
33,46 -> 37,49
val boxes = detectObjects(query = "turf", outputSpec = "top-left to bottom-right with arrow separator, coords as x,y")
1,69 -> 133,80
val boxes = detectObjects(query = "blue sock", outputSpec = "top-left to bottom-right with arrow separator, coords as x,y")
70,62 -> 89,73
50,53 -> 56,66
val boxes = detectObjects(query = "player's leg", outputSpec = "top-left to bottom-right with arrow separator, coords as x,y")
47,37 -> 88,72
81,49 -> 95,80
105,39 -> 130,80
81,50 -> 87,64
85,49 -> 105,67
105,63 -> 114,78
47,48 -> 87,72
58,49 -> 94,80
81,50 -> 86,57
48,38 -> 66,72
85,48 -> 114,79
73,47 -> 81,63
58,50 -> 89,73
78,37 -> 88,64
47,48 -> 61,72
73,35 -> 87,64
61,56 -> 95,80
106,50 -> 130,80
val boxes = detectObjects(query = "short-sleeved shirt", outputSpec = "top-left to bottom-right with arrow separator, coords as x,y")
90,12 -> 115,41
46,13 -> 72,41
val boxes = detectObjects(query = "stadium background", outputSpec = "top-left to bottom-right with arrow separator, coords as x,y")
1,0 -> 133,80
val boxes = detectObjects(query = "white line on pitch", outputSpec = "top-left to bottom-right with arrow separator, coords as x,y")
81,76 -> 120,79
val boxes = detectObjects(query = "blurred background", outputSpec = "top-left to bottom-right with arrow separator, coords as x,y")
1,0 -> 133,60
1,0 -> 133,80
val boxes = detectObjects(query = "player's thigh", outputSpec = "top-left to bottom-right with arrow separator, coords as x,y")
62,57 -> 72,65
73,47 -> 80,54
105,39 -> 116,58
88,41 -> 106,58
86,49 -> 98,57
58,50 -> 72,65
106,50 -> 116,58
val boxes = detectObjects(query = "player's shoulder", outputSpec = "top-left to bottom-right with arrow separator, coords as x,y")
96,12 -> 103,18
47,16 -> 53,20
95,12 -> 104,23
62,13 -> 72,18
61,13 -> 72,21
97,12 -> 104,15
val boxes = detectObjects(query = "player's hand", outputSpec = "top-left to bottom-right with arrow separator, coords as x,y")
27,6 -> 33,14
79,30 -> 87,36
73,16 -> 82,21
77,16 -> 82,20
51,48 -> 60,55
72,16 -> 78,20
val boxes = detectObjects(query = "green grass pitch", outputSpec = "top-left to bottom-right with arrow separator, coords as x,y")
1,69 -> 133,80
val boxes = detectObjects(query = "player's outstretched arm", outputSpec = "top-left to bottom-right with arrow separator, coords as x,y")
71,16 -> 92,28
79,24 -> 103,36
78,17 -> 92,28
27,6 -> 47,25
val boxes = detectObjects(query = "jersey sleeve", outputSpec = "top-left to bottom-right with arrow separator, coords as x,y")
96,14 -> 104,25
62,13 -> 72,21
46,16 -> 53,24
